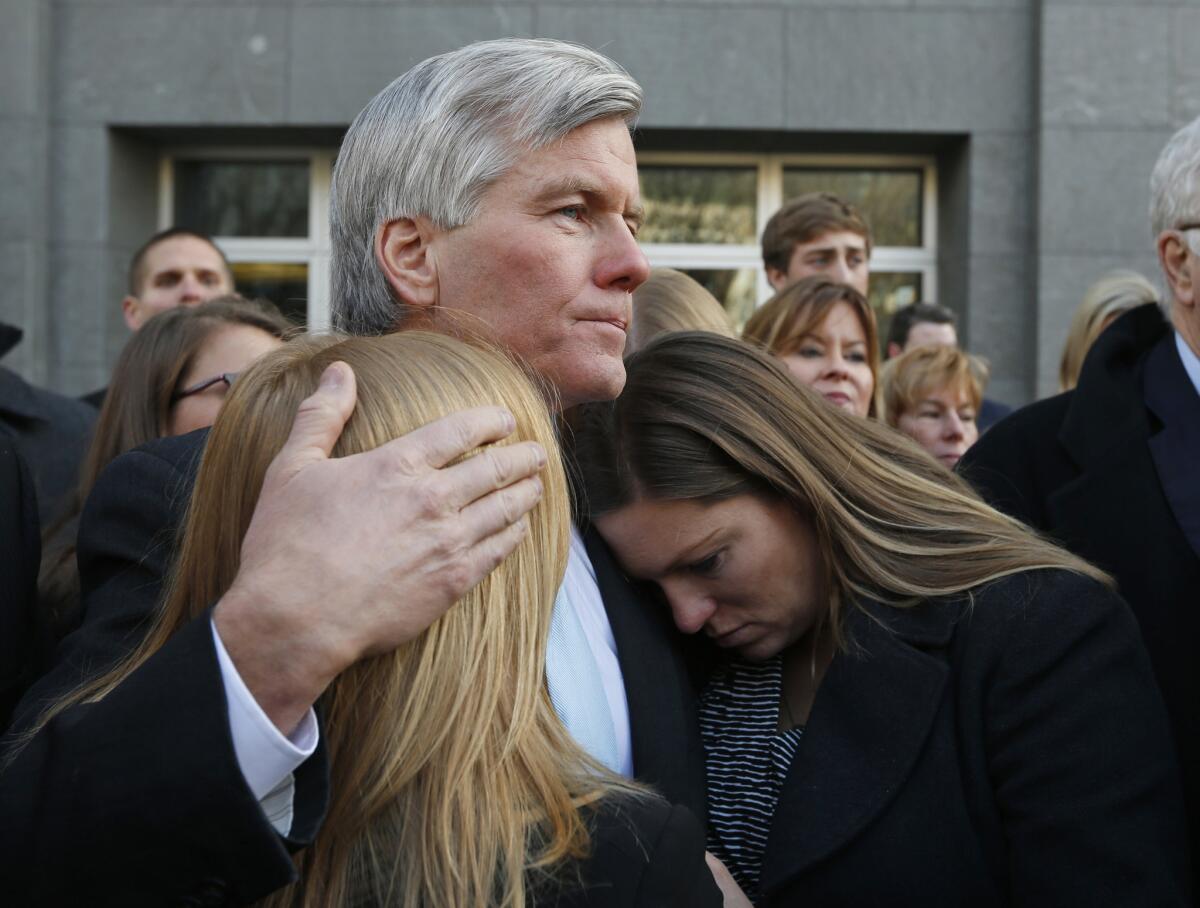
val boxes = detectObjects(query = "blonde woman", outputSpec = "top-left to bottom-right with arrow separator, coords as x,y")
742,276 -> 880,418
627,268 -> 735,354
571,332 -> 1189,906
880,344 -> 989,469
27,333 -> 720,908
1058,270 -> 1157,391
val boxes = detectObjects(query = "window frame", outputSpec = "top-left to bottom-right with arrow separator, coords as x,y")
635,152 -> 938,307
158,148 -> 334,329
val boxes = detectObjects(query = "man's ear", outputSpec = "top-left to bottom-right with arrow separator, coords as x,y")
121,296 -> 143,331
376,217 -> 440,310
765,266 -> 788,292
1158,230 -> 1194,307
886,341 -> 903,359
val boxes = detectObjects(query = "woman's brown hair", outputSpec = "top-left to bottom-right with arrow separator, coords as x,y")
879,344 -> 989,429
571,332 -> 1107,648
37,296 -> 293,640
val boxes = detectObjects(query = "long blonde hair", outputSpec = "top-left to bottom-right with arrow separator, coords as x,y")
27,331 -> 624,907
572,333 -> 1108,648
627,268 -> 735,354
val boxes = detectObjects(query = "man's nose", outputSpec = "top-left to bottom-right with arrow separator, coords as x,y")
178,274 -> 205,302
596,221 -> 650,293
830,257 -> 854,286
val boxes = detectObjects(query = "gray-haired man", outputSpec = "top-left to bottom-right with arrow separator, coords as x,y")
3,39 -> 715,905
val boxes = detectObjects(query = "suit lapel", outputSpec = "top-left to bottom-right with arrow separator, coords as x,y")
759,603 -> 952,892
582,527 -> 708,824
1144,337 -> 1200,560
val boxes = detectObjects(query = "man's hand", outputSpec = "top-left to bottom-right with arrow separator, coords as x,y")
214,361 -> 547,733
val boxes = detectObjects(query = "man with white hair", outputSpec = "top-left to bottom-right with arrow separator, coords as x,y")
3,40 -> 722,905
961,116 -> 1200,884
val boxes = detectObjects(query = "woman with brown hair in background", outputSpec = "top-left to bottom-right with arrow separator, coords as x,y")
37,296 -> 290,645
742,275 -> 880,418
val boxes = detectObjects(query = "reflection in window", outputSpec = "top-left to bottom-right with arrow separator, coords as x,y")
680,268 -> 759,331
868,271 -> 922,350
231,262 -> 308,326
640,166 -> 757,245
175,161 -> 309,238
782,168 -> 922,247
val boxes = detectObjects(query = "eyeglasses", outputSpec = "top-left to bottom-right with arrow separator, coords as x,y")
172,372 -> 239,402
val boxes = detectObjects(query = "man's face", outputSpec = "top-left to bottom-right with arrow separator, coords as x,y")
768,230 -> 870,296
904,321 -> 957,352
123,236 -> 233,330
428,117 -> 649,410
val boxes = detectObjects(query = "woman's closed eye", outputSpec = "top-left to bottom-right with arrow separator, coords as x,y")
689,550 -> 725,577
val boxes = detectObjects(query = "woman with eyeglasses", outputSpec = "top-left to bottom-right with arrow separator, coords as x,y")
569,332 -> 1189,906
37,296 -> 291,644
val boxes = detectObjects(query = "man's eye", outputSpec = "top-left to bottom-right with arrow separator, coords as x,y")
560,206 -> 584,220
157,274 -> 180,287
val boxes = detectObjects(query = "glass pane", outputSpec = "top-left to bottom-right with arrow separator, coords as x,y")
639,166 -> 757,245
175,160 -> 309,238
781,168 -> 922,247
869,271 -> 922,352
680,268 -> 759,331
231,261 -> 308,327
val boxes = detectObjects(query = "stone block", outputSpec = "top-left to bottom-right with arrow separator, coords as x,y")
1170,8 -> 1200,126
538,5 -> 785,129
0,0 -> 41,116
964,253 -> 1035,405
54,5 -> 288,123
48,243 -> 123,393
50,126 -> 110,246
289,5 -> 535,123
1038,126 -> 1173,255
1041,5 -> 1169,128
969,132 -> 1033,257
783,8 -> 1030,133
0,117 -> 44,244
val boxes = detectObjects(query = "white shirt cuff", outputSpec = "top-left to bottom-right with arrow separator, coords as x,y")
211,617 -> 318,803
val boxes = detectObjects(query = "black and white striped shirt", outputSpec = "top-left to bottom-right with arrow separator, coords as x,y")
698,655 -> 804,901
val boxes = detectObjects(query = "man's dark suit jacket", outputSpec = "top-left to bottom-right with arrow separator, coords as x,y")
746,572 -> 1189,905
2,429 -> 708,906
959,302 -> 1200,884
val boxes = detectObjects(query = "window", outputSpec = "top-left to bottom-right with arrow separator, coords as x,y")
162,149 -> 935,338
160,151 -> 333,328
637,153 -> 937,335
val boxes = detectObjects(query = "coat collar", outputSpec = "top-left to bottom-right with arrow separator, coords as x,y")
581,526 -> 708,825
759,598 -> 955,893
1058,303 -> 1169,470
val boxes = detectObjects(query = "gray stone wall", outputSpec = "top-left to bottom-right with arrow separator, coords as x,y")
4,0 -> 1186,408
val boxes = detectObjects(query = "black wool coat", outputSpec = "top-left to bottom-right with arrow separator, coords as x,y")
959,303 -> 1200,883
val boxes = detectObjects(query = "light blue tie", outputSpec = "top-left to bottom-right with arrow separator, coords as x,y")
545,580 -> 621,773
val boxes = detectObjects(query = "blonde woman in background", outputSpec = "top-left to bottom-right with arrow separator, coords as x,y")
626,268 -> 735,355
880,344 -> 988,469
742,276 -> 880,418
1059,270 -> 1157,391
25,332 -> 721,908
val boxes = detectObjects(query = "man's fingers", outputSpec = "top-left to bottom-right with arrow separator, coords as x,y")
433,441 -> 547,511
456,474 -> 544,544
389,406 -> 522,472
268,362 -> 358,482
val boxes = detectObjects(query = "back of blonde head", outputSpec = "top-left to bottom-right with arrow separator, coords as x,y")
35,332 -> 618,908
1058,270 -> 1157,391
627,268 -> 735,354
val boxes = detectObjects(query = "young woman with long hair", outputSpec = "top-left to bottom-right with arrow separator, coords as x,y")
570,332 -> 1189,906
25,331 -> 719,908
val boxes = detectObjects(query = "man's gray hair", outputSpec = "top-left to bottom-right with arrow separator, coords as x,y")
330,38 -> 643,336
1149,115 -> 1200,315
